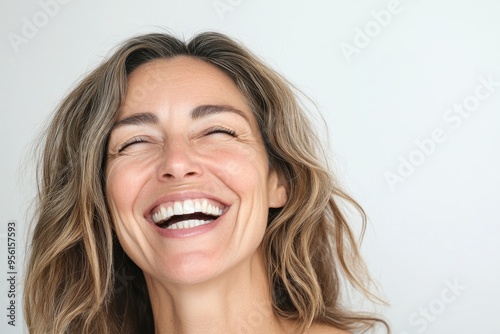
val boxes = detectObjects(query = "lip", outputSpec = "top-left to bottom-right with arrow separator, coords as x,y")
144,190 -> 230,222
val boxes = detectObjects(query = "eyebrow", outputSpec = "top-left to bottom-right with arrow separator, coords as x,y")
111,112 -> 159,129
190,104 -> 249,122
111,104 -> 249,130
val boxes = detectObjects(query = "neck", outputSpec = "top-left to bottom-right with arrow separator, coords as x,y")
145,252 -> 292,334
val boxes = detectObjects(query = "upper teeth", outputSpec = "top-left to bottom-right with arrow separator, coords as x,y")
151,199 -> 224,224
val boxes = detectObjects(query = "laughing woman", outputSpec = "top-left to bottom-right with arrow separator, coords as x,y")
24,32 -> 389,334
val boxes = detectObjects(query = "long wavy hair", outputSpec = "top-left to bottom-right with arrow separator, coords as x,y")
24,31 -> 388,333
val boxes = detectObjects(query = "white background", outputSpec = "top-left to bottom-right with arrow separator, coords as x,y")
1,0 -> 499,333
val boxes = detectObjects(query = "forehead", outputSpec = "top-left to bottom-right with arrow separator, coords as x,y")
122,56 -> 249,113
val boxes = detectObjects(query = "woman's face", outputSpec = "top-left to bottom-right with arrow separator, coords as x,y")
105,56 -> 286,285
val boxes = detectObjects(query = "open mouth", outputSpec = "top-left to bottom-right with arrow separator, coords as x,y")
151,199 -> 225,229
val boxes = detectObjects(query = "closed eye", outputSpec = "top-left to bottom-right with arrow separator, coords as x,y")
118,136 -> 151,153
204,126 -> 237,137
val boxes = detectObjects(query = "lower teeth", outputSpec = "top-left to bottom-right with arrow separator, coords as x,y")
165,219 -> 213,230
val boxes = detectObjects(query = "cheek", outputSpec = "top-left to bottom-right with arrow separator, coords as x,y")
105,157 -> 157,218
210,145 -> 269,184
212,148 -> 271,224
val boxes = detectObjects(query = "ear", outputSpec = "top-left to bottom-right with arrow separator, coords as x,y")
268,170 -> 287,208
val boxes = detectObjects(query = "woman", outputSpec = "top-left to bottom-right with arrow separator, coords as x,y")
24,32 -> 388,333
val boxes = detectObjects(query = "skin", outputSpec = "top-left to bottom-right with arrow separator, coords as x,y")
105,56 -> 348,334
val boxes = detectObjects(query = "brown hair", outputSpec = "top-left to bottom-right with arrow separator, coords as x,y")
24,31 -> 388,333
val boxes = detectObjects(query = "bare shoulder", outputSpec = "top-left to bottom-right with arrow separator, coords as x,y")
305,323 -> 352,334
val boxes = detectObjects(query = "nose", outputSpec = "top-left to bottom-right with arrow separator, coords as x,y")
157,140 -> 202,181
